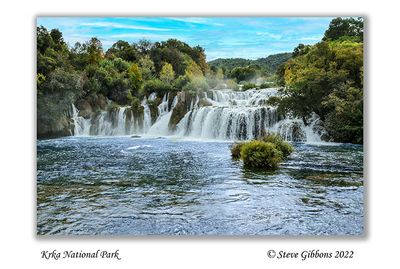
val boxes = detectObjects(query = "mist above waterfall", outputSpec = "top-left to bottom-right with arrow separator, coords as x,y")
71,88 -> 326,142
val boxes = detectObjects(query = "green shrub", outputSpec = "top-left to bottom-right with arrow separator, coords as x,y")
230,143 -> 244,159
141,79 -> 172,97
261,134 -> 294,158
242,83 -> 257,91
259,82 -> 273,89
240,141 -> 283,169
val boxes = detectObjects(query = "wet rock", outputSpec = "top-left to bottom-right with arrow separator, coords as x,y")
169,92 -> 194,131
75,99 -> 92,118
37,115 -> 73,139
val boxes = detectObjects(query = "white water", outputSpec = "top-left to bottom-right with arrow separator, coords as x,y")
71,88 -> 326,142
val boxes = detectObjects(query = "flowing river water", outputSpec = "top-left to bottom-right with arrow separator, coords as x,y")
37,136 -> 363,235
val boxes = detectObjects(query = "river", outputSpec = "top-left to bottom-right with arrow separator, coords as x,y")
37,136 -> 363,235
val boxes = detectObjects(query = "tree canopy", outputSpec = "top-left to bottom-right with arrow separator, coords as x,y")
273,17 -> 364,144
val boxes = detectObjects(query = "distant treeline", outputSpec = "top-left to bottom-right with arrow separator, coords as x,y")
208,53 -> 292,82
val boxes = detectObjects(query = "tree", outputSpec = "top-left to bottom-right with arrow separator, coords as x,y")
36,25 -> 216,138
292,44 -> 311,57
37,26 -> 52,54
128,63 -> 143,94
215,68 -> 224,80
322,84 -> 363,143
86,37 -> 104,65
138,55 -> 155,80
274,32 -> 363,143
50,29 -> 64,51
323,17 -> 363,42
136,39 -> 153,54
229,66 -> 257,82
106,40 -> 139,62
184,59 -> 203,80
160,63 -> 175,84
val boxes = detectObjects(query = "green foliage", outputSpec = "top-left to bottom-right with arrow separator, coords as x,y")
242,83 -> 257,90
322,84 -> 363,144
138,55 -> 155,80
36,25 -> 213,138
215,68 -> 224,80
173,75 -> 190,90
37,26 -> 53,54
142,79 -> 173,97
229,66 -> 257,82
128,63 -> 143,93
127,94 -> 144,115
261,134 -> 294,158
240,141 -> 283,169
184,59 -> 203,79
323,17 -> 363,42
273,18 -> 363,143
40,68 -> 83,95
37,73 -> 46,85
208,53 -> 292,80
85,37 -> 104,65
105,40 -> 139,62
231,134 -> 293,170
160,62 -> 175,83
292,44 -> 311,57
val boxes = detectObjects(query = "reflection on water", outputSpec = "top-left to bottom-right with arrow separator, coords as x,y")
37,137 -> 363,235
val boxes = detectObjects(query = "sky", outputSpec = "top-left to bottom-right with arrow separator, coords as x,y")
37,17 -> 334,61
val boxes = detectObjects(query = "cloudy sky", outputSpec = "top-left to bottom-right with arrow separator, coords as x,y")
37,17 -> 334,60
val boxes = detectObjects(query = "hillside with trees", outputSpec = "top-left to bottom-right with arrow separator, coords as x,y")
37,28 -> 217,138
270,17 -> 364,144
208,52 -> 292,82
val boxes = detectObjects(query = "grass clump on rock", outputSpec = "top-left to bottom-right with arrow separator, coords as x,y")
241,141 -> 283,169
230,133 -> 294,170
261,133 -> 294,158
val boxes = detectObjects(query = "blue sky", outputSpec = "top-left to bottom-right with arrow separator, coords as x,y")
37,17 -> 334,60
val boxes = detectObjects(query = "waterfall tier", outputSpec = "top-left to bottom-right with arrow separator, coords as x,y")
71,88 -> 326,142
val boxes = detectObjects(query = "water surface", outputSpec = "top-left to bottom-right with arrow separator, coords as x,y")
37,136 -> 363,235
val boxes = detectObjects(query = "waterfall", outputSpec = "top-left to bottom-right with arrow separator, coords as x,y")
147,94 -> 178,136
70,89 -> 326,142
71,104 -> 90,135
142,98 -> 152,133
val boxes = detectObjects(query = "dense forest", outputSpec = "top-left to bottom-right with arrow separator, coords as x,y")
37,17 -> 363,144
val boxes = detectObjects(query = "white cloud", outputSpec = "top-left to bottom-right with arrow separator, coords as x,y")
80,22 -> 171,31
109,33 -> 182,40
168,17 -> 224,27
256,32 -> 282,40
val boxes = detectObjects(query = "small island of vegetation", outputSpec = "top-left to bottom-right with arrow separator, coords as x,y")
231,134 -> 294,169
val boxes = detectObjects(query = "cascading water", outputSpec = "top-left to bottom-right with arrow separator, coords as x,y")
71,88 -> 326,142
176,89 -> 278,140
147,94 -> 178,136
71,104 -> 91,135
